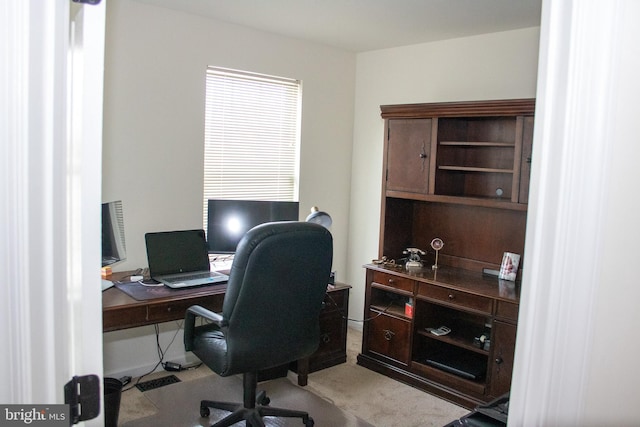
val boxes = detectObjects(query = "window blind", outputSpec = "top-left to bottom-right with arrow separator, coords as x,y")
203,67 -> 301,227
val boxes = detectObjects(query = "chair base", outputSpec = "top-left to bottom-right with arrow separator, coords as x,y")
199,372 -> 314,427
200,400 -> 314,427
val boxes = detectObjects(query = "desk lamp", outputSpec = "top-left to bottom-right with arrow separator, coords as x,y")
306,206 -> 332,229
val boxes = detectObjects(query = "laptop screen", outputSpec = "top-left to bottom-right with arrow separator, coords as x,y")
145,229 -> 210,276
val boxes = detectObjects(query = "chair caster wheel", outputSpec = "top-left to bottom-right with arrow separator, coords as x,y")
304,416 -> 314,426
200,405 -> 210,417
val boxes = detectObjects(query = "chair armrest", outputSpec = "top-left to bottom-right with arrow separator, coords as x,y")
187,305 -> 225,324
184,305 -> 227,352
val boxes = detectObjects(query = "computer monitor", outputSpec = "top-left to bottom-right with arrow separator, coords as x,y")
206,199 -> 299,253
102,200 -> 127,267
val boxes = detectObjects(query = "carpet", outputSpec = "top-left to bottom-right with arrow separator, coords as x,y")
121,373 -> 373,427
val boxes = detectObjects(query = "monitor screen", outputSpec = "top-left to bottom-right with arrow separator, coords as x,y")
102,200 -> 127,267
207,199 -> 299,253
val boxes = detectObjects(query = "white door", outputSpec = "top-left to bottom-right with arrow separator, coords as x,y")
1,1 -> 106,425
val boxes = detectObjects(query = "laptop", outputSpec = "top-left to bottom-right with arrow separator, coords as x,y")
145,229 -> 228,288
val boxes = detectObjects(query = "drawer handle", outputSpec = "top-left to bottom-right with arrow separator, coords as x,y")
388,279 -> 395,284
167,307 -> 172,312
321,333 -> 331,344
448,294 -> 455,300
495,357 -> 504,365
383,329 -> 395,341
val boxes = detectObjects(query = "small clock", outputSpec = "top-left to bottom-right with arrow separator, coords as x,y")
431,238 -> 444,251
430,238 -> 444,270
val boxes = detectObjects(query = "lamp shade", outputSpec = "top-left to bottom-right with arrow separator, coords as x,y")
305,206 -> 332,229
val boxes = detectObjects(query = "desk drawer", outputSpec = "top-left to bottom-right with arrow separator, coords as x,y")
147,300 -> 199,323
324,289 -> 347,313
495,301 -> 519,322
103,306 -> 148,331
417,283 -> 493,314
371,271 -> 414,293
317,314 -> 346,358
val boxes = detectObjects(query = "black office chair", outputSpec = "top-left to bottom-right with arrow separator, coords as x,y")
184,221 -> 333,427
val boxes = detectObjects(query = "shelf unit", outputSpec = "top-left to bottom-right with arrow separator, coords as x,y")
435,115 -> 524,202
359,265 -> 520,408
358,99 -> 532,409
381,98 -> 534,210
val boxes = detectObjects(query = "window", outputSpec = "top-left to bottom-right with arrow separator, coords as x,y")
203,67 -> 302,227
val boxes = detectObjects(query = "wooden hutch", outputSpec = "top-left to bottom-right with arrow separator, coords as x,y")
357,99 -> 534,409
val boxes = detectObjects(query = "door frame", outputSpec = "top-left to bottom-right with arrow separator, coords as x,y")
1,1 -> 106,424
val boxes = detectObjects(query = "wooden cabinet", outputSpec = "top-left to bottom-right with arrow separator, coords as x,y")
359,99 -> 532,409
290,284 -> 350,385
381,99 -> 534,210
311,284 -> 350,371
363,271 -> 413,366
359,265 -> 520,408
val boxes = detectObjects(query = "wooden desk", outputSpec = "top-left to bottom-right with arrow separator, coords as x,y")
102,272 -> 350,386
102,281 -> 226,332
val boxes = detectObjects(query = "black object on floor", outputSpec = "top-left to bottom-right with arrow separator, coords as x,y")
104,378 -> 123,427
136,375 -> 181,392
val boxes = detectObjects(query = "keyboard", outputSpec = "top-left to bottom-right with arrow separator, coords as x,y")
172,272 -> 219,282
160,270 -> 228,288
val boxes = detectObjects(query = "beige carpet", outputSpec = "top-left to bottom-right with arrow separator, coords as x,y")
118,327 -> 468,426
121,373 -> 372,426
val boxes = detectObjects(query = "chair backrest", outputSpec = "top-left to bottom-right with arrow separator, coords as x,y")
221,221 -> 333,373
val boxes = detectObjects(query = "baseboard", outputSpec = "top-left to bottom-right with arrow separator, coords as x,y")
347,320 -> 363,332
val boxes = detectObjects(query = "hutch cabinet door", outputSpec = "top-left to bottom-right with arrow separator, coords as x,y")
488,320 -> 517,398
518,116 -> 535,204
385,119 -> 434,194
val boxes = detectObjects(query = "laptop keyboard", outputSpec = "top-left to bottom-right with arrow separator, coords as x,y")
171,271 -> 222,282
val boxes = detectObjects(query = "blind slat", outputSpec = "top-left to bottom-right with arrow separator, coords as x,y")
203,67 -> 301,229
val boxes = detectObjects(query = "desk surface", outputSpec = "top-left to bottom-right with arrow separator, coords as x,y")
102,271 -> 349,333
102,271 -> 228,332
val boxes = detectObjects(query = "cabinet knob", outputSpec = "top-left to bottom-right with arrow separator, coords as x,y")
448,294 -> 455,300
419,153 -> 427,159
388,278 -> 394,284
321,333 -> 331,344
383,329 -> 395,341
495,357 -> 503,365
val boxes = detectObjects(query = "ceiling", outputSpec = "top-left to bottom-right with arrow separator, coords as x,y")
133,0 -> 542,52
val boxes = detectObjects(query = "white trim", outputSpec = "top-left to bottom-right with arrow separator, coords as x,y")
510,0 -> 633,424
1,0 -> 70,404
1,3 -> 105,424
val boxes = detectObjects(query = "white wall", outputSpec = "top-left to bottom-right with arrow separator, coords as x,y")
102,0 -> 355,376
347,27 -> 540,323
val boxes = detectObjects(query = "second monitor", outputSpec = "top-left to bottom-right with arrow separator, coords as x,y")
206,199 -> 299,253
